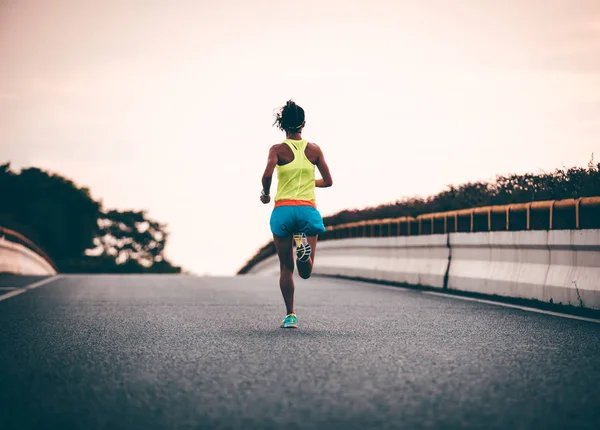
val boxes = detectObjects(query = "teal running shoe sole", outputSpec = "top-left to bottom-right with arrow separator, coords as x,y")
280,313 -> 298,328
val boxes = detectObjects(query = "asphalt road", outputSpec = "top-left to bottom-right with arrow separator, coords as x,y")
0,274 -> 599,430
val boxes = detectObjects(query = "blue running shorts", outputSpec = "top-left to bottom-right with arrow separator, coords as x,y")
270,206 -> 326,237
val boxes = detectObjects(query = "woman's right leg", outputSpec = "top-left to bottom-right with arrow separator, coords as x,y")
273,234 -> 295,315
295,206 -> 325,279
296,235 -> 318,279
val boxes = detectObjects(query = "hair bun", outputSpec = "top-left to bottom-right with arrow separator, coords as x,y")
273,100 -> 305,132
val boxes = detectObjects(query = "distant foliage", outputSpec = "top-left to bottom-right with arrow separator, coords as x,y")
93,210 -> 169,267
238,157 -> 600,274
0,164 -> 100,264
322,158 -> 600,226
0,163 -> 181,274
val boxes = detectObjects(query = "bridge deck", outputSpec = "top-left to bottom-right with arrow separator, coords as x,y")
0,274 -> 598,429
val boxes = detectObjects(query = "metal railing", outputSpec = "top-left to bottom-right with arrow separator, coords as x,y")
238,196 -> 600,274
321,197 -> 600,240
0,226 -> 58,272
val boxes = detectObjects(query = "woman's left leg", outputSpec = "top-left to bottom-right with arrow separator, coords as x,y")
273,234 -> 295,315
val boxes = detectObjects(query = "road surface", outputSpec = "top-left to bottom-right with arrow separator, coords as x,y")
0,274 -> 599,429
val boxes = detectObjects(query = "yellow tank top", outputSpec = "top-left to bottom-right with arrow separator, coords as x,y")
275,139 -> 316,204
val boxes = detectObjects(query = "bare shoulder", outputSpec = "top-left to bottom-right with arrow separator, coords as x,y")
306,142 -> 323,154
267,143 -> 284,155
271,142 -> 287,151
305,142 -> 322,164
271,142 -> 294,164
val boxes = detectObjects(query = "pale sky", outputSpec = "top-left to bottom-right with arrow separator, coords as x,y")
1,0 -> 599,275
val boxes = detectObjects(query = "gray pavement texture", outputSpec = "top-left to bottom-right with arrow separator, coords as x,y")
0,273 -> 48,289
0,274 -> 599,430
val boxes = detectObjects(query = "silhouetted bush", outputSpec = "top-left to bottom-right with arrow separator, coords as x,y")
322,159 -> 600,226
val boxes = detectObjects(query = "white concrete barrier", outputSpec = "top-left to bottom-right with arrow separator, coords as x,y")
545,230 -> 600,309
249,235 -> 451,290
0,237 -> 57,276
448,230 -> 600,309
249,253 -> 280,276
448,231 -> 550,300
312,236 -> 450,289
247,229 -> 600,310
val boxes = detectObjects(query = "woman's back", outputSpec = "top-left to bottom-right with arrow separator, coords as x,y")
275,139 -> 317,203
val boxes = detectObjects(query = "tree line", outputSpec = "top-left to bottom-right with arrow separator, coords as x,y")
323,155 -> 600,226
0,163 -> 181,273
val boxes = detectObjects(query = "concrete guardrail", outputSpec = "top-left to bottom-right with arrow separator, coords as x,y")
247,230 -> 600,310
244,197 -> 600,310
447,229 -> 600,309
0,227 -> 58,276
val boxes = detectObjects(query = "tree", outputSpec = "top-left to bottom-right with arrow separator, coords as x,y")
89,209 -> 175,268
0,163 -> 181,273
0,163 -> 101,266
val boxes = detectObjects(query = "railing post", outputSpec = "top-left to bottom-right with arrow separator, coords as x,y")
576,197 -> 583,229
470,210 -> 474,232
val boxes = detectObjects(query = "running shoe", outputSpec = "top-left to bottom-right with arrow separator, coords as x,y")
280,313 -> 298,328
293,233 -> 311,262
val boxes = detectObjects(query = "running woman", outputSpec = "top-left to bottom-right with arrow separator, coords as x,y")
260,100 -> 333,328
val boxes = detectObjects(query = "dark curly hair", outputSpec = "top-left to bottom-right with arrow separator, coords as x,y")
273,100 -> 305,132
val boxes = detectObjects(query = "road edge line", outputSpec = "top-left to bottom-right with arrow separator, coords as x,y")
422,291 -> 600,324
0,275 -> 63,303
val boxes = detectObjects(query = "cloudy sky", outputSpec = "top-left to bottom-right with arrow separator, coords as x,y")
1,0 -> 599,275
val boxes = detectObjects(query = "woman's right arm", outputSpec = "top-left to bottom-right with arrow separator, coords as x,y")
314,145 -> 333,188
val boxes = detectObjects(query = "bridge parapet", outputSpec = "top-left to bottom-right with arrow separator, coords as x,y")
0,226 -> 58,275
245,198 -> 600,310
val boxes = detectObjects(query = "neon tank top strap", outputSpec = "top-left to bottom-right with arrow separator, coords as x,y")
283,139 -> 306,153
